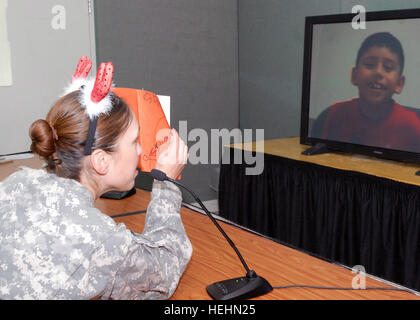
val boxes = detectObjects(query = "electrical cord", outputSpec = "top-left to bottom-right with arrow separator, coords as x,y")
182,201 -> 214,214
272,284 -> 417,295
110,209 -> 147,218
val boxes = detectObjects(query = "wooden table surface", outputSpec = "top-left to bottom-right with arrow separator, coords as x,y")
96,190 -> 420,300
232,137 -> 420,187
2,156 -> 419,299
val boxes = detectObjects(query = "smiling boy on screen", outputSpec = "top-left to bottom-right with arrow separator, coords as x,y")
312,32 -> 420,152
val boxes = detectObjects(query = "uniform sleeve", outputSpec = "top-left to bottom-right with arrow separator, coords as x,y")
99,180 -> 193,300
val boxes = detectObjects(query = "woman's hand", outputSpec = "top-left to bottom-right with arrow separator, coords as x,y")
155,129 -> 188,180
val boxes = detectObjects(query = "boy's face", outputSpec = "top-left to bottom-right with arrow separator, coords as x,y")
351,46 -> 405,105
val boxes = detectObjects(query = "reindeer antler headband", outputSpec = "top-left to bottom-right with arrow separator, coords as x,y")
63,56 -> 114,155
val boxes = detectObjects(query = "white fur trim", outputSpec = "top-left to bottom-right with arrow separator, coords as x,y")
60,77 -> 114,119
78,78 -> 114,119
61,78 -> 88,97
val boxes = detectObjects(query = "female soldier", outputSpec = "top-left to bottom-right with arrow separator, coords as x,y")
0,57 -> 192,299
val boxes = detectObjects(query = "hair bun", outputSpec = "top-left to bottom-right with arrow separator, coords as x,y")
29,119 -> 56,158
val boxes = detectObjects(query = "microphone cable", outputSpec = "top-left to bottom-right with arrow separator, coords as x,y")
165,175 -> 253,276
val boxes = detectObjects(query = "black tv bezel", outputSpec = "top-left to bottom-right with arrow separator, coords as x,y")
300,8 -> 420,164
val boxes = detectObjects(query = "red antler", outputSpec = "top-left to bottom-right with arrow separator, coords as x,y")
72,55 -> 92,82
91,62 -> 114,103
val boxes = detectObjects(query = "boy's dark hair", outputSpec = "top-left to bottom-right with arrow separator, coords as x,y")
356,32 -> 404,74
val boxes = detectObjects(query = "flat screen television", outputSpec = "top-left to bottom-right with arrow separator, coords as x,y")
300,8 -> 420,169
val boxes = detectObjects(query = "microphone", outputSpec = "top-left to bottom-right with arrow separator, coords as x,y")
150,169 -> 273,300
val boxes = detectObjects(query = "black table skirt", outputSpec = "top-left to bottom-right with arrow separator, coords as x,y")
219,149 -> 420,291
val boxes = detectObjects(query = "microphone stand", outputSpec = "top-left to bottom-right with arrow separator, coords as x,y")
151,169 -> 273,300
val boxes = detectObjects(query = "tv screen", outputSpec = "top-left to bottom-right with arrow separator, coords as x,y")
300,8 -> 420,164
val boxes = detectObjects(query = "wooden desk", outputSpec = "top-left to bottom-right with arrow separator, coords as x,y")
98,189 -> 420,300
2,157 -> 418,299
0,156 -> 44,181
220,137 -> 420,295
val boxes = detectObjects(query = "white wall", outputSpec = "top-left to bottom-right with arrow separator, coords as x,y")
0,0 -> 96,155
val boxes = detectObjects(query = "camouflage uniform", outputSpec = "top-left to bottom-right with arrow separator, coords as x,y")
0,167 -> 192,299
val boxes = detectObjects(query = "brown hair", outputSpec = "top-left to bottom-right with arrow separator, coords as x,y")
29,90 -> 133,180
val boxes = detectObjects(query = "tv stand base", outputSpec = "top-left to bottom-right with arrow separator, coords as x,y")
302,143 -> 329,156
